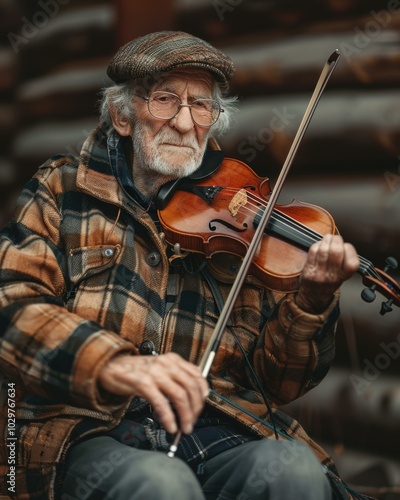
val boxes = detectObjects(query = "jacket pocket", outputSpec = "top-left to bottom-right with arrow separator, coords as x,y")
67,244 -> 121,288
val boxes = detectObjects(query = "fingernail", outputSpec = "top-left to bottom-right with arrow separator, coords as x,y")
184,424 -> 193,435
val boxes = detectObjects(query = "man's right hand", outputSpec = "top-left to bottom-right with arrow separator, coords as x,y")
98,352 -> 209,435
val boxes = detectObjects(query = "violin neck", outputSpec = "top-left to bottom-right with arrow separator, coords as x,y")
259,208 -> 369,277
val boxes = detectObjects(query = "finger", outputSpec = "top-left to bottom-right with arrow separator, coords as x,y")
155,359 -> 208,432
125,365 -> 186,434
163,353 -> 206,386
159,381 -> 196,434
156,353 -> 209,401
342,242 -> 360,276
172,373 -> 209,433
139,386 -> 179,435
304,235 -> 334,281
325,236 -> 358,282
325,235 -> 346,280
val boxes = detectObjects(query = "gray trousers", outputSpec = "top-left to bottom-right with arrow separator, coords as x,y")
59,436 -> 332,500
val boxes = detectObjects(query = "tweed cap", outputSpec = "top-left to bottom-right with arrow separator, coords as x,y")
107,31 -> 235,92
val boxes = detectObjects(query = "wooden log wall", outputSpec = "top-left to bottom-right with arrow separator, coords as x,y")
0,0 -> 399,496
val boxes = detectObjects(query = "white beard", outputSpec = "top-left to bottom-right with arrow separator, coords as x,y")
131,124 -> 208,179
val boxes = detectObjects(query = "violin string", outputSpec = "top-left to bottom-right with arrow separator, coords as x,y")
223,187 -> 329,248
226,185 -> 373,270
246,194 -> 384,282
222,187 -> 324,244
220,187 -> 384,283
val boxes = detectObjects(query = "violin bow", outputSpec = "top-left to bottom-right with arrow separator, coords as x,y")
167,50 -> 341,458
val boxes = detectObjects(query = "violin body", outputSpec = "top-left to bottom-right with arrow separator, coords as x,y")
158,158 -> 337,292
158,157 -> 400,312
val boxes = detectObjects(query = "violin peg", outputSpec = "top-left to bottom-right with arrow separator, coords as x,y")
361,286 -> 376,303
384,256 -> 398,271
380,299 -> 393,316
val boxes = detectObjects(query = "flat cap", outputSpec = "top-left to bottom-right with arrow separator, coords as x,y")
107,31 -> 235,92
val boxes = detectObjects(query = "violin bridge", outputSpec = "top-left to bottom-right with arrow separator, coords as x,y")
229,188 -> 247,218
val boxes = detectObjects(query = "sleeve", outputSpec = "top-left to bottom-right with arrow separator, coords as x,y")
0,164 -> 136,411
253,289 -> 340,406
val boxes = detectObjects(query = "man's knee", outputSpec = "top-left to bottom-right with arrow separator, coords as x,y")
61,437 -> 204,500
244,440 -> 331,499
221,439 -> 330,499
114,453 -> 204,499
244,439 -> 323,479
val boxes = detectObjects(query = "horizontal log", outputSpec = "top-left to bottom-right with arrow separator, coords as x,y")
0,0 -> 23,35
279,175 -> 400,262
0,157 -> 20,227
222,29 -> 400,94
0,158 -> 16,186
13,117 -> 98,182
0,105 -> 17,148
0,47 -> 18,95
218,90 -> 400,175
283,367 -> 400,460
176,0 -> 400,40
335,276 -> 400,362
18,0 -> 111,17
16,5 -> 116,80
17,61 -> 112,122
320,443 -> 400,498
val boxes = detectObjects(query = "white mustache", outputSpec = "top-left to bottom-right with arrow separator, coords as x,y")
155,131 -> 198,149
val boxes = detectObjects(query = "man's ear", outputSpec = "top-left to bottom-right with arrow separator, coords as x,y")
109,105 -> 133,136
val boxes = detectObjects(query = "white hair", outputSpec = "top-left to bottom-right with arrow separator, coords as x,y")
99,75 -> 238,137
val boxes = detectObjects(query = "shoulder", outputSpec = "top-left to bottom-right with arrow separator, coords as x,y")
32,153 -> 82,191
38,153 -> 80,173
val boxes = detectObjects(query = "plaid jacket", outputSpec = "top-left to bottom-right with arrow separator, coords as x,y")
0,124 -> 353,499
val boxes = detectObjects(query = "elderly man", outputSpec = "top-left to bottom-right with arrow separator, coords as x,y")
0,31 -> 367,500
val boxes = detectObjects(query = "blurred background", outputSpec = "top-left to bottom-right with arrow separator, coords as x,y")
0,0 -> 399,497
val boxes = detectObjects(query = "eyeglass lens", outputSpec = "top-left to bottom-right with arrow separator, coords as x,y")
148,91 -> 220,126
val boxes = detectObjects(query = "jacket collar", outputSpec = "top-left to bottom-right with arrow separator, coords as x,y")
76,123 -> 130,209
76,122 -> 222,210
76,124 -> 157,211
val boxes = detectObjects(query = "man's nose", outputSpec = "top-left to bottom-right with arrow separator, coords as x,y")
170,104 -> 195,133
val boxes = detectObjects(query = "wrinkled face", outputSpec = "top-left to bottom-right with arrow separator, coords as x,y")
131,69 -> 213,180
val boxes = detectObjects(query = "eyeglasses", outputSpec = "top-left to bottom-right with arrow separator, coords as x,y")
134,91 -> 224,127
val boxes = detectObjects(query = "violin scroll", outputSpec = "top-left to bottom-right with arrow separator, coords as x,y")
361,256 -> 399,315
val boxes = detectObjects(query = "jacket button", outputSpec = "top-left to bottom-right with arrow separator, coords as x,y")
104,248 -> 114,258
146,251 -> 161,267
139,340 -> 156,355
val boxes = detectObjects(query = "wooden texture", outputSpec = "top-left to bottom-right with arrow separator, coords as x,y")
115,0 -> 175,46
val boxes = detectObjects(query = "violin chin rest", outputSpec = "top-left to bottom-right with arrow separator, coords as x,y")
155,150 -> 224,210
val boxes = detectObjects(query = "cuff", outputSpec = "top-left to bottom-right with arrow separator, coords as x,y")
72,329 -> 137,411
279,291 -> 340,341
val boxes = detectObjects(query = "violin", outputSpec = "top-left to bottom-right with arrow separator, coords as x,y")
157,157 -> 400,315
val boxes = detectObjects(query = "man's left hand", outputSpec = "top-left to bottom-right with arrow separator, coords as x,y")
295,234 -> 360,314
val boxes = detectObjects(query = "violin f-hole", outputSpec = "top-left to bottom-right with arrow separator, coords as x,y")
209,219 -> 248,233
